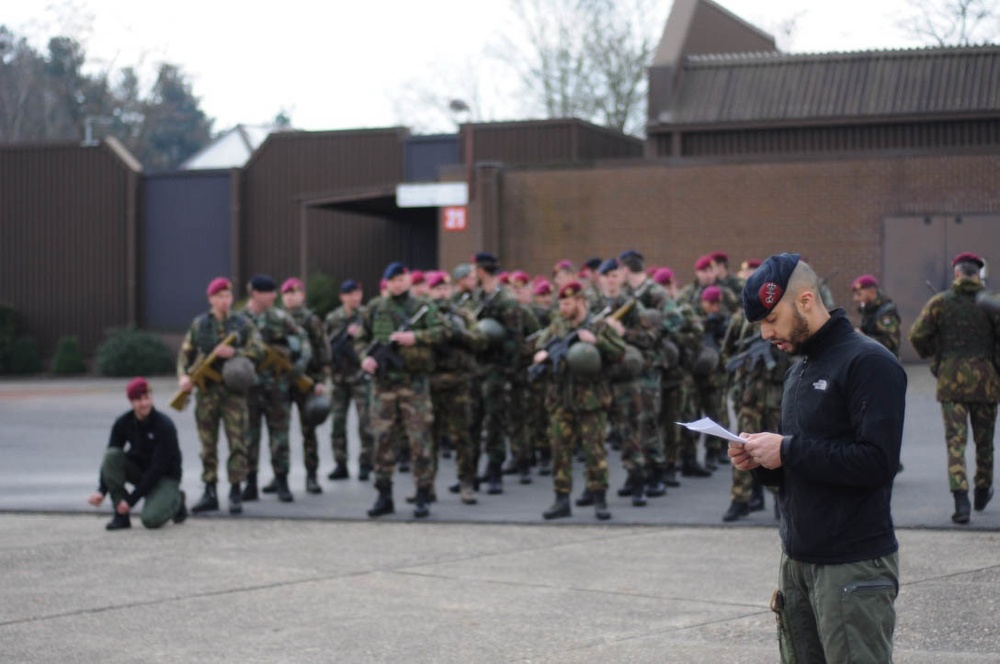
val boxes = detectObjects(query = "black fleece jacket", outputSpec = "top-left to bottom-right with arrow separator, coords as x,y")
98,407 -> 183,506
753,309 -> 907,564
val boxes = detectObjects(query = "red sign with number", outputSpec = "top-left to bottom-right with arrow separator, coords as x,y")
442,206 -> 467,232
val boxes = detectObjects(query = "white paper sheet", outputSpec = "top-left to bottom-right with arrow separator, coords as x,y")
676,417 -> 747,444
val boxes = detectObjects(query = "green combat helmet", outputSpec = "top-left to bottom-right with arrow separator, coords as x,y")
222,356 -> 258,392
476,318 -> 507,346
661,339 -> 680,369
566,341 -> 602,376
302,393 -> 332,426
692,345 -> 720,377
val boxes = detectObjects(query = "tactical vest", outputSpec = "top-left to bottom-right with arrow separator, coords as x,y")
939,287 -> 994,359
195,313 -> 249,356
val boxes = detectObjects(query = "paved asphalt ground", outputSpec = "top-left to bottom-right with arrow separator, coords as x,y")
1,365 -> 998,662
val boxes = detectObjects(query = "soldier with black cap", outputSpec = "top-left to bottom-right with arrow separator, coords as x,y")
324,278 -> 375,481
176,277 -> 266,515
280,277 -> 331,494
731,253 -> 906,663
619,250 -> 669,310
240,273 -> 312,505
532,280 -> 626,520
909,251 -> 1000,524
470,251 -> 526,495
851,274 -> 901,358
360,261 -> 445,518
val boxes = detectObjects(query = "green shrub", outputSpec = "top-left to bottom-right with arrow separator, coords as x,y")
51,335 -> 88,375
0,302 -> 15,373
10,336 -> 41,374
306,271 -> 338,319
95,328 -> 174,377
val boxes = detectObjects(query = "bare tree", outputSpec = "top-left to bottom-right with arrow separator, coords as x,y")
900,0 -> 1000,46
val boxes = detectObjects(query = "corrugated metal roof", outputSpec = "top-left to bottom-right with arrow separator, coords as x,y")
666,45 -> 1000,126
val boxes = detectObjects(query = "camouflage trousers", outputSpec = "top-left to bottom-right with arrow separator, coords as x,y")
658,377 -> 685,465
528,379 -> 551,462
508,378 -> 534,467
638,373 -> 665,470
431,373 -> 473,482
550,406 -> 608,495
610,379 -> 645,474
469,369 -> 510,468
371,376 -> 434,489
330,378 -> 374,468
247,381 -> 292,475
290,387 -> 319,473
682,377 -> 725,458
194,384 -> 249,484
732,404 -> 780,502
941,401 -> 997,492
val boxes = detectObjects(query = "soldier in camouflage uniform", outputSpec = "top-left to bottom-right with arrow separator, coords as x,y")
851,274 -> 901,358
324,279 -> 375,481
361,262 -> 445,519
176,277 -> 266,516
533,281 -> 626,521
909,252 -> 1000,524
689,286 -> 731,470
711,251 -> 745,301
676,254 -> 740,314
529,279 -> 555,475
239,274 -> 312,505
504,270 -> 542,484
470,252 -> 527,494
280,277 -> 331,494
720,309 -> 790,521
428,272 -> 487,504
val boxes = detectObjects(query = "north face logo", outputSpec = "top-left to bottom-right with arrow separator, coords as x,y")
813,379 -> 828,391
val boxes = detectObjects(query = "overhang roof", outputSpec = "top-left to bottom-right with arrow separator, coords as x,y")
660,45 -> 1000,127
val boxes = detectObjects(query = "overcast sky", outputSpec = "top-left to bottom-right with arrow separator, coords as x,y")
8,0 -> 935,134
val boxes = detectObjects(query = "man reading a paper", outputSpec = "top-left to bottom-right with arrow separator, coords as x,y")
729,253 -> 906,664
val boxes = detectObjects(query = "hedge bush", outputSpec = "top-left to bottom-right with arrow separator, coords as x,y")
96,328 -> 174,377
51,335 -> 88,375
306,271 -> 338,319
9,336 -> 41,374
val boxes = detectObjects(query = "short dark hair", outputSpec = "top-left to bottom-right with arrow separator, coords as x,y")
956,260 -> 980,278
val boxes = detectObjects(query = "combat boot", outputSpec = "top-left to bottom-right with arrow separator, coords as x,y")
105,512 -> 131,531
191,482 -> 219,514
575,488 -> 595,506
358,464 -> 372,482
681,455 -> 711,478
952,490 -> 971,524
646,468 -> 667,498
241,472 -> 259,501
261,476 -> 277,493
459,479 -> 477,505
616,474 -> 635,498
228,483 -> 243,515
328,461 -> 349,480
593,490 -> 611,521
519,461 -> 533,485
664,463 -> 680,487
704,448 -> 718,471
306,471 -> 323,495
722,500 -> 750,522
406,489 -> 437,504
413,487 -> 431,518
974,486 -> 994,511
543,491 -> 571,520
487,462 -> 503,495
173,491 -> 188,524
748,483 -> 765,512
537,453 -> 552,476
275,473 -> 294,503
368,481 -> 395,518
632,479 -> 647,507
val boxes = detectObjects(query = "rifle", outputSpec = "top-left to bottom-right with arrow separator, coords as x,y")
328,311 -> 361,373
259,344 -> 315,394
925,280 -> 938,295
725,335 -> 776,374
474,287 -> 501,319
528,330 -> 581,383
169,332 -> 238,411
593,279 -> 651,324
359,303 -> 430,379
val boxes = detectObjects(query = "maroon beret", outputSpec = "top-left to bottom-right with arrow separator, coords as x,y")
711,251 -> 729,264
281,277 -> 304,293
125,377 -> 149,401
533,280 -> 553,296
509,270 -> 531,286
694,254 -> 714,271
953,252 -> 985,269
552,259 -> 574,274
558,280 -> 584,299
652,267 -> 674,285
410,270 -> 426,285
426,271 -> 447,289
206,277 -> 231,297
701,285 -> 722,303
851,274 -> 879,291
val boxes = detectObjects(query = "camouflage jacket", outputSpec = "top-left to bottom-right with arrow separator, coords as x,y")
533,313 -> 626,412
676,281 -> 741,315
475,285 -> 532,368
858,292 -> 901,358
722,310 -> 792,412
432,299 -> 487,379
242,306 -> 312,387
624,277 -> 669,311
287,305 -> 330,385
597,293 -> 659,375
661,299 -> 704,387
361,291 -> 445,380
176,311 -> 266,387
324,305 -> 367,382
909,278 -> 1000,402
